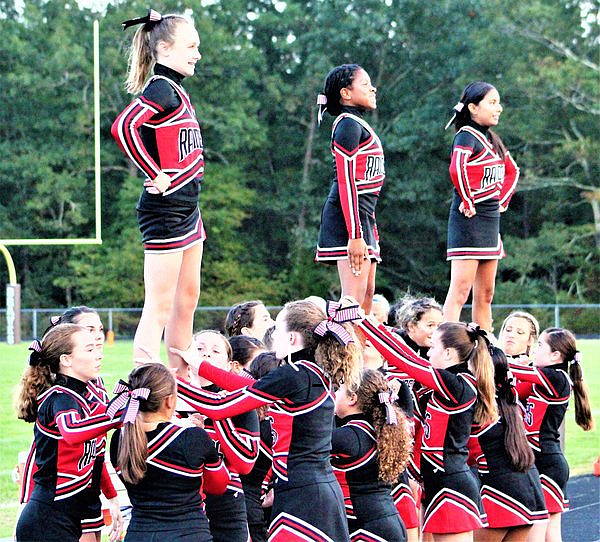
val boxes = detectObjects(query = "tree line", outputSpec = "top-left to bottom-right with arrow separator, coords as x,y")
0,0 -> 597,330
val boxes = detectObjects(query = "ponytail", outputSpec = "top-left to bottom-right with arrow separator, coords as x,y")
489,346 -> 534,472
123,12 -> 190,94
15,325 -> 84,422
116,364 -> 176,484
543,328 -> 593,431
437,322 -> 498,425
353,369 -> 411,484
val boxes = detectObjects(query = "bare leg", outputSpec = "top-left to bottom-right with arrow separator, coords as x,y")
504,526 -> 533,541
406,527 -> 418,542
433,532 -> 473,542
443,260 -> 479,322
133,251 -> 183,362
471,259 -> 498,331
79,532 -> 101,542
545,513 -> 562,542
337,259 -> 373,309
527,521 -> 548,542
473,527 -> 507,542
164,242 -> 203,373
362,262 -> 377,314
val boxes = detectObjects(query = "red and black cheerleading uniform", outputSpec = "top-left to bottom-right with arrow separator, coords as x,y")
378,364 -> 420,531
241,417 -> 274,542
109,421 -> 230,542
16,375 -> 121,541
111,63 -> 205,254
357,319 -> 487,534
200,383 -> 260,542
19,377 -> 118,534
510,363 -> 572,513
468,417 -> 547,527
332,413 -> 407,541
177,349 -> 350,542
447,121 -> 519,260
316,106 -> 385,263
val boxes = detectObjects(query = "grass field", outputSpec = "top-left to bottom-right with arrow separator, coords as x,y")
0,340 -> 598,538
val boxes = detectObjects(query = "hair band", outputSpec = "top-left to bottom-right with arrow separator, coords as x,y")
122,9 -> 162,31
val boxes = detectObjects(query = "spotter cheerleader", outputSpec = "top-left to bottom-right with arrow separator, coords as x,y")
510,328 -> 593,541
110,363 -> 230,541
332,368 -> 411,541
469,346 -> 547,541
499,311 -> 540,365
15,324 -> 123,541
315,64 -> 385,313
111,9 -> 204,372
443,82 -> 519,331
18,307 -> 122,542
172,300 -> 362,541
352,308 -> 497,541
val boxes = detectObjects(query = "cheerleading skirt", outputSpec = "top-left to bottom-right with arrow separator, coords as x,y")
535,452 -> 570,513
421,466 -> 487,534
137,199 -> 205,254
447,192 -> 504,260
315,196 -> 381,264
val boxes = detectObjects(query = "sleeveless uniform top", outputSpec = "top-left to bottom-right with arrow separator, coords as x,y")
111,64 -> 204,204
109,421 -> 229,534
328,109 -> 385,239
449,122 -> 519,210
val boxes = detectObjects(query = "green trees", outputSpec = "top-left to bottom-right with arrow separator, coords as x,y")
0,0 -> 597,316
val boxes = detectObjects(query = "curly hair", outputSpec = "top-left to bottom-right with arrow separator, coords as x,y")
283,300 -> 362,390
351,369 -> 411,484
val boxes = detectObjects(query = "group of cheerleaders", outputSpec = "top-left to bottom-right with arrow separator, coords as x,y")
12,8 -> 595,542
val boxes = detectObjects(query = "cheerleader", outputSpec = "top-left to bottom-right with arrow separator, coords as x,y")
225,300 -> 275,340
394,296 -> 443,359
353,308 -> 498,541
372,293 -> 391,324
109,363 -> 230,541
18,307 -> 122,542
315,64 -> 385,314
111,9 -> 204,372
510,328 -> 593,542
469,346 -> 547,542
191,331 -> 260,542
499,311 -> 540,364
15,324 -> 123,541
172,300 -> 362,541
442,82 -> 520,331
229,335 -> 266,376
332,368 -> 410,541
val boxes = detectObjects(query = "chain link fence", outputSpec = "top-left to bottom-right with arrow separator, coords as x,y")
0,304 -> 598,342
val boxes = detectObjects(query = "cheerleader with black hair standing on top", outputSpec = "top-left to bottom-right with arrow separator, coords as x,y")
443,82 -> 520,331
111,9 -> 204,372
315,64 -> 385,314
15,324 -> 123,542
510,328 -> 593,542
469,346 -> 547,542
332,368 -> 411,541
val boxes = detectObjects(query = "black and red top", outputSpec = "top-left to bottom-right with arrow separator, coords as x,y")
449,122 -> 519,209
510,363 -> 571,453
358,319 -> 477,475
109,421 -> 229,533
329,107 -> 385,239
111,64 -> 204,203
28,375 -> 120,511
177,349 -> 338,490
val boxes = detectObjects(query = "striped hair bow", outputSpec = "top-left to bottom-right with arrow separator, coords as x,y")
121,9 -> 162,31
313,300 -> 359,346
378,391 -> 398,425
107,379 -> 150,424
28,339 -> 44,366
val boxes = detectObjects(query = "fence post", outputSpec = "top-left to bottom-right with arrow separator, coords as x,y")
554,305 -> 560,328
32,309 -> 37,339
